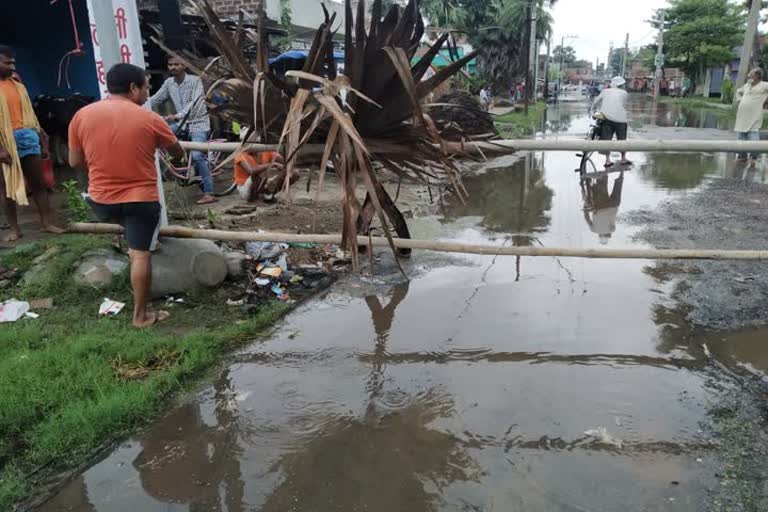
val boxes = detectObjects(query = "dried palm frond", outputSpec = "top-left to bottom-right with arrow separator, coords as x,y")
159,0 -> 479,269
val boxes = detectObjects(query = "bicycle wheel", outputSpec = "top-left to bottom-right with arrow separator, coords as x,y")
577,126 -> 600,176
213,182 -> 237,197
212,175 -> 238,197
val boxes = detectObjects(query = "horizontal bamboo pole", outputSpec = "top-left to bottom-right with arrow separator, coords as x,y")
181,138 -> 768,155
68,223 -> 768,261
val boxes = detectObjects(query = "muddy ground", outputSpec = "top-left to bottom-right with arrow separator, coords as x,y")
627,178 -> 768,330
163,169 -> 438,235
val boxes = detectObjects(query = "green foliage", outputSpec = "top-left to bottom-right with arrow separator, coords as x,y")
450,73 -> 485,95
721,77 -> 735,103
494,102 -> 547,137
206,207 -> 218,228
636,45 -> 658,71
379,0 -> 402,12
0,236 -> 290,509
757,43 -> 768,73
651,0 -> 745,82
421,0 -> 559,88
275,0 -> 293,50
608,48 -> 623,75
61,179 -> 89,223
553,45 -> 576,66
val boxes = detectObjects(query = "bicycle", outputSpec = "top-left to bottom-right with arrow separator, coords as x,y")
158,137 -> 238,197
157,93 -> 238,197
574,111 -> 605,179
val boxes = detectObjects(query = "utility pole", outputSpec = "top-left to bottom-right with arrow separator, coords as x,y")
607,42 -> 613,77
557,35 -> 577,103
544,35 -> 552,103
734,0 -> 762,100
534,42 -> 541,101
653,10 -> 665,100
525,2 -> 538,114
525,0 -> 539,103
621,32 -> 629,78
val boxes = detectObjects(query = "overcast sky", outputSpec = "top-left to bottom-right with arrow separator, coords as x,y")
551,0 -> 669,66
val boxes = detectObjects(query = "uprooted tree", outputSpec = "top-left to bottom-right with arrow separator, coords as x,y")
157,0 -> 479,268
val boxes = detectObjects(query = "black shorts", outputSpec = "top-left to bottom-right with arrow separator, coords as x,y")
88,200 -> 161,251
600,120 -> 628,141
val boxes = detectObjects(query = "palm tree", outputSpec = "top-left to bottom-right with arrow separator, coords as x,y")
420,0 -> 557,89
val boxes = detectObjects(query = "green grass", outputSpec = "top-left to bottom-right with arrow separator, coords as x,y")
659,96 -> 735,112
0,235 -> 290,509
494,102 -> 547,138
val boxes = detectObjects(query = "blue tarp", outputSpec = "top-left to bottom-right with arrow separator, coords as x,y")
268,50 -> 345,72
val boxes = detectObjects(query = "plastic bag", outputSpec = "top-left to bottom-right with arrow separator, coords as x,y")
0,299 -> 30,323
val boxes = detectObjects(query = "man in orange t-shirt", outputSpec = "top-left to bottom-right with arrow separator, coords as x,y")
68,63 -> 185,328
233,149 -> 285,202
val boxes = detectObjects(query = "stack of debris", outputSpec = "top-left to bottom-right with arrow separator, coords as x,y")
225,242 -> 345,308
429,91 -> 498,141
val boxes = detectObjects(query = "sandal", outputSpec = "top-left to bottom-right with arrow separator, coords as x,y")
604,162 -> 615,168
619,160 -> 634,166
196,195 -> 218,205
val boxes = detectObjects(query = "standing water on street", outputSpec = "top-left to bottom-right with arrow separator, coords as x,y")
39,98 -> 768,512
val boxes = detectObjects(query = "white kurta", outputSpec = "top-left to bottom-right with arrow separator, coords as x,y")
734,81 -> 768,132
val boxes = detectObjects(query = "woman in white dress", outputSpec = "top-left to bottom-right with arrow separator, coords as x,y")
734,68 -> 768,162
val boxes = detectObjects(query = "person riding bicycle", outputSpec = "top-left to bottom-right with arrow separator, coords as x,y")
588,82 -> 600,101
149,56 -> 216,205
590,76 -> 630,168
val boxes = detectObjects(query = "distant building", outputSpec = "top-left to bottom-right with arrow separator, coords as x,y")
563,65 -> 593,84
703,35 -> 766,97
139,0 -> 350,47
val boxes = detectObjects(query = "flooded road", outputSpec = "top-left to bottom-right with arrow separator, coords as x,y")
41,98 -> 768,511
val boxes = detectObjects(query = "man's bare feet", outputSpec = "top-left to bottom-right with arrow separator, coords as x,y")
41,224 -> 65,234
196,194 -> 217,205
133,310 -> 171,328
3,229 -> 22,243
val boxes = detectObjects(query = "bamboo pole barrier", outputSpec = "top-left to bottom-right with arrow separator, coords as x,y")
181,139 -> 768,155
68,223 -> 768,261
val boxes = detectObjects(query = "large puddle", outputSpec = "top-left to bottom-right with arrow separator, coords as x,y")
40,98 -> 768,511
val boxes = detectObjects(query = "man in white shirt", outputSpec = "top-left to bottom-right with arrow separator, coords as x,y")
149,56 -> 216,205
734,68 -> 768,162
591,76 -> 630,168
479,86 -> 491,111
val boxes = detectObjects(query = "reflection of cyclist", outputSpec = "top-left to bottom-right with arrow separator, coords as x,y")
582,173 -> 624,244
591,76 -> 630,168
149,56 -> 216,205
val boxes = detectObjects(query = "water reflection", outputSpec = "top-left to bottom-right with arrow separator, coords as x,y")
364,282 -> 410,409
134,370 -> 245,510
640,102 -> 734,130
545,107 -> 577,134
443,154 -> 553,240
581,172 -> 624,244
726,160 -> 765,183
637,153 -> 718,190
259,389 -> 479,512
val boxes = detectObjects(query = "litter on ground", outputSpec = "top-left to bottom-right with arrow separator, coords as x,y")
0,299 -> 31,323
99,298 -> 126,316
